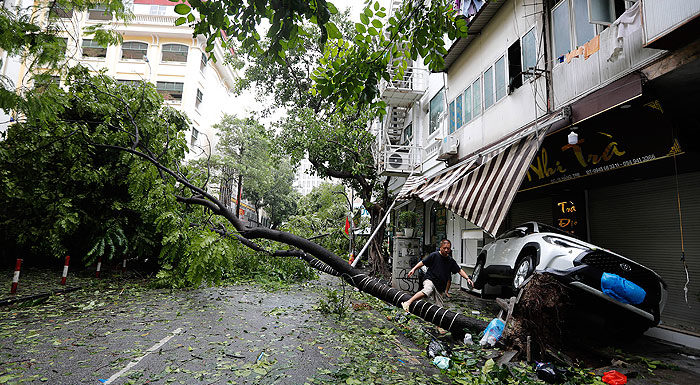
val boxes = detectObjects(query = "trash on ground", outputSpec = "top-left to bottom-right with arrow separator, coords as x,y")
471,310 -> 480,315
463,333 -> 473,345
426,338 -> 451,359
432,356 -> 450,369
602,370 -> 627,385
393,311 -> 408,324
600,273 -> 646,304
479,318 -> 505,346
535,362 -> 567,383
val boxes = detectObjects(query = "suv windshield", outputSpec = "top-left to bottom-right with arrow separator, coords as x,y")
535,223 -> 571,236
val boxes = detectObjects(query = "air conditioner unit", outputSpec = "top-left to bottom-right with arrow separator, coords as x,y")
437,135 -> 459,160
382,151 -> 411,175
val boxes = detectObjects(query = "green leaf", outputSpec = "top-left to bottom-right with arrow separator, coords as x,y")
325,22 -> 342,39
355,23 -> 366,34
371,19 -> 382,29
327,2 -> 338,14
174,3 -> 190,15
174,17 -> 186,26
360,13 -> 369,25
187,14 -> 195,23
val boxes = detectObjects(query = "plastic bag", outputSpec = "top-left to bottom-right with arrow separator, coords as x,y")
602,370 -> 627,385
536,362 -> 567,383
479,318 -> 505,346
426,338 -> 450,358
463,333 -> 473,345
600,273 -> 646,305
432,356 -> 450,369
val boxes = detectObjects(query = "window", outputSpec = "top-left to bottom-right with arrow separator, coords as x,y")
521,29 -> 537,79
51,4 -> 73,18
162,44 -> 188,62
463,86 -> 472,123
190,127 -> 199,146
403,124 -> 412,144
449,100 -> 455,134
472,77 -> 481,118
588,0 -> 614,25
117,79 -> 145,87
122,42 -> 148,60
455,94 -> 463,129
494,55 -> 506,101
574,0 -> 595,47
200,52 -> 208,72
156,81 -> 184,101
81,39 -> 107,58
552,0 -> 597,59
88,4 -> 112,20
429,89 -> 444,135
195,89 -> 203,109
149,5 -> 167,15
483,67 -> 494,109
508,40 -> 523,95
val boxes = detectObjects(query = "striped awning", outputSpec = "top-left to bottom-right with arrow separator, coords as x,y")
396,129 -> 545,236
396,175 -> 427,199
431,131 -> 545,236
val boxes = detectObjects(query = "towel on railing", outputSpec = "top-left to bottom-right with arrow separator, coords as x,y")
608,1 -> 642,62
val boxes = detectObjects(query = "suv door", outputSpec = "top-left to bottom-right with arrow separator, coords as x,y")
489,229 -> 524,267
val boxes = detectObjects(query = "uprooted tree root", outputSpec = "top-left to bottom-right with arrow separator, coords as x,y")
500,273 -> 574,361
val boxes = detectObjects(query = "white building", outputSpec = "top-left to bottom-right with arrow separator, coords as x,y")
2,0 -> 237,159
292,158 -> 333,195
384,0 -> 700,339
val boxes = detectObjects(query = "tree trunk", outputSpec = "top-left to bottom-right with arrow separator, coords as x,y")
367,204 -> 388,278
288,250 -> 487,337
102,144 -> 486,339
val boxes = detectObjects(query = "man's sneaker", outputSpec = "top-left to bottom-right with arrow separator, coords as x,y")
401,301 -> 410,313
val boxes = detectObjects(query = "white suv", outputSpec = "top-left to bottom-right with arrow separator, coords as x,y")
472,222 -> 667,330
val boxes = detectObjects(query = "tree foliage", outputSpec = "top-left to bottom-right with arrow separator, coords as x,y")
202,115 -> 300,229
0,68 -> 188,264
284,182 -> 352,257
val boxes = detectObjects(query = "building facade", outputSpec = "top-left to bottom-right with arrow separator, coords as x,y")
3,0 -> 237,159
384,0 -> 700,337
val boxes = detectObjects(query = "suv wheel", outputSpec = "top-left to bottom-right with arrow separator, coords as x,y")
472,259 -> 486,289
513,255 -> 534,289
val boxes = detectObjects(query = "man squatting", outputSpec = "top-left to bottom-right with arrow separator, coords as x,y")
402,239 -> 474,312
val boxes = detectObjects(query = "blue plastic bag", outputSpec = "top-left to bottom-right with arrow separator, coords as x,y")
600,272 -> 646,305
479,318 -> 505,346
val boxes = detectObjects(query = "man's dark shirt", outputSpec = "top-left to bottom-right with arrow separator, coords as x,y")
422,251 -> 460,293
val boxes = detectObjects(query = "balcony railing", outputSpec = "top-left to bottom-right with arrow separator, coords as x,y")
126,14 -> 183,26
379,66 -> 427,107
551,24 -> 664,109
378,145 -> 421,176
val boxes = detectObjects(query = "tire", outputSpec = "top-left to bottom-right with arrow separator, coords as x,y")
472,259 -> 486,290
512,255 -> 534,290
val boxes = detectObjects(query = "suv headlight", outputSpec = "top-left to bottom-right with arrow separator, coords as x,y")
542,235 -> 586,250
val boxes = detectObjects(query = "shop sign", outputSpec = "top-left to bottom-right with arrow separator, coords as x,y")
520,117 -> 682,191
552,194 -> 586,240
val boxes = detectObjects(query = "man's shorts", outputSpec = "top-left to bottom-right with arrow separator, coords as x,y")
421,279 -> 445,307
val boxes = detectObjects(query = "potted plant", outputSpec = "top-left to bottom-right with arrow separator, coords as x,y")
398,210 -> 419,238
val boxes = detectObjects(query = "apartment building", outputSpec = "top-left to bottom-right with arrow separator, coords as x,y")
383,0 -> 700,338
4,0 -> 237,159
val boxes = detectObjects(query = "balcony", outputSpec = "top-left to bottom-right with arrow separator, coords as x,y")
129,14 -> 182,26
379,67 -> 427,107
643,0 -> 700,49
552,25 -> 664,110
378,145 -> 421,176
